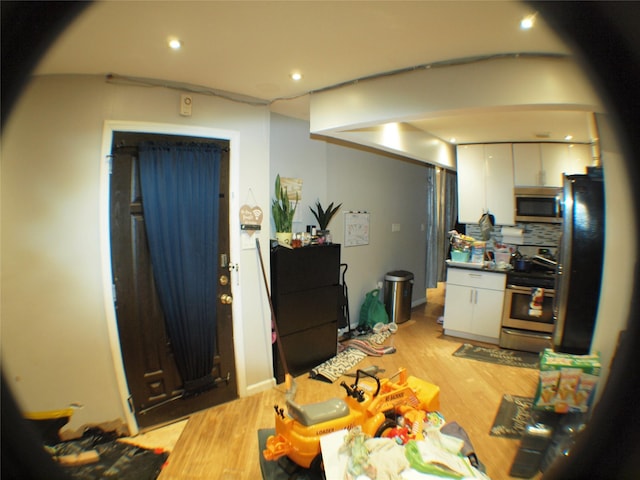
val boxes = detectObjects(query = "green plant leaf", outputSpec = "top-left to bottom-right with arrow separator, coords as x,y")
272,174 -> 298,232
309,200 -> 342,230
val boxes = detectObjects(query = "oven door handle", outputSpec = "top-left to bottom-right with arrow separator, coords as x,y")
507,285 -> 555,295
502,328 -> 552,340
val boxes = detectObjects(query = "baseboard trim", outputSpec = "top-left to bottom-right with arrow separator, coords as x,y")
245,378 -> 276,397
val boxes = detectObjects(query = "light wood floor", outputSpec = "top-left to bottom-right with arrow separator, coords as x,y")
158,284 -> 539,480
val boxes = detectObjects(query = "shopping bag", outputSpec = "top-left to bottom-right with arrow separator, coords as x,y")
358,288 -> 389,330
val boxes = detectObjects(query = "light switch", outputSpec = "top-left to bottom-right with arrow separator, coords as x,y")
392,223 -> 401,232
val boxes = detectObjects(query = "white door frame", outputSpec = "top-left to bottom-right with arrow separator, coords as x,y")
99,120 -> 244,435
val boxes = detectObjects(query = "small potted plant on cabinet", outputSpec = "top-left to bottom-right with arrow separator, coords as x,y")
272,174 -> 298,245
310,200 -> 342,243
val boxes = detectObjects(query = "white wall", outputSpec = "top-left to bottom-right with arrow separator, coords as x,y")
1,75 -> 273,434
270,114 -> 430,326
326,143 -> 429,314
269,113 -> 328,231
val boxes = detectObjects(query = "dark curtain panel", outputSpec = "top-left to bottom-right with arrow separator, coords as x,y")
138,142 -> 221,396
426,168 -> 458,287
425,167 -> 438,288
440,169 -> 458,281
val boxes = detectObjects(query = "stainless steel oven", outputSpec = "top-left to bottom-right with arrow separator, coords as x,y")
500,270 -> 556,353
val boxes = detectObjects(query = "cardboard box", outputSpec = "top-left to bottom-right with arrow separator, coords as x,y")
533,349 -> 601,413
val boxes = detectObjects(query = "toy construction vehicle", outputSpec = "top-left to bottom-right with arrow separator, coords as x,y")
262,368 -> 440,472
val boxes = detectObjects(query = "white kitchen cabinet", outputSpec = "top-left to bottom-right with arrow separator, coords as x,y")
443,267 -> 506,344
513,143 -> 594,187
457,144 -> 515,225
566,143 -> 594,176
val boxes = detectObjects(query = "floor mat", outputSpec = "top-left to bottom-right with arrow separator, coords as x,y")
309,347 -> 367,383
489,394 -> 534,439
453,343 -> 540,369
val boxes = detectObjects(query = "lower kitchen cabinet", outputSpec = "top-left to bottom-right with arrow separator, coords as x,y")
443,267 -> 506,343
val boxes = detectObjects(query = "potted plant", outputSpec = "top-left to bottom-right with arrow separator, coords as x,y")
309,200 -> 342,239
272,174 -> 298,245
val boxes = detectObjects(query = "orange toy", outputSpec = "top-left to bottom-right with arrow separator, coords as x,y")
263,367 -> 439,472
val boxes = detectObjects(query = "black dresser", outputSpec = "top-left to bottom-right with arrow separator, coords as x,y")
270,244 -> 341,383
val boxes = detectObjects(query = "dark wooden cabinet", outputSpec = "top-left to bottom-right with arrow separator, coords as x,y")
271,244 -> 341,383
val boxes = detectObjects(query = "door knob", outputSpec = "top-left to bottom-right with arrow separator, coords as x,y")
220,293 -> 233,305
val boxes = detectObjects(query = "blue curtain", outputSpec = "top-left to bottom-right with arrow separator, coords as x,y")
138,142 -> 221,396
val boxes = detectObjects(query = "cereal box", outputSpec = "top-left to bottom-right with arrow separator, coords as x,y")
533,349 -> 601,413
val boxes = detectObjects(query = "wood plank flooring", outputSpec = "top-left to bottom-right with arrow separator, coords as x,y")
158,284 -> 539,480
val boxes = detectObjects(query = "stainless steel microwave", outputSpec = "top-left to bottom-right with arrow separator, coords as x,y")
514,187 -> 562,223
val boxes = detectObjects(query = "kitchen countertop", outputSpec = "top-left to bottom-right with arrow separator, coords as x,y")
445,259 -> 511,274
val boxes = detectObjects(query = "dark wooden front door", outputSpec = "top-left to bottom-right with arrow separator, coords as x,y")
109,131 -> 237,429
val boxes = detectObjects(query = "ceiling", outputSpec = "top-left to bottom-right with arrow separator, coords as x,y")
34,1 -> 599,149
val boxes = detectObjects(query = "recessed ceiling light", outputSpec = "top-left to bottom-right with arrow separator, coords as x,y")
449,137 -> 457,144
565,134 -> 574,141
168,38 -> 182,50
520,13 -> 537,30
290,72 -> 302,81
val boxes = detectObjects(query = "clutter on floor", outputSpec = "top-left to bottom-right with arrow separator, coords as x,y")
509,349 -> 601,478
24,406 -> 170,480
118,419 -> 187,453
309,347 -> 367,383
24,406 -> 77,445
45,428 -> 168,480
310,329 -> 395,383
321,420 -> 489,479
262,367 -> 494,479
339,329 -> 395,356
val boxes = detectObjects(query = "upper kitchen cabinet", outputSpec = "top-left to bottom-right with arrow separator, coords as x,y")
457,144 -> 515,225
513,143 -> 594,187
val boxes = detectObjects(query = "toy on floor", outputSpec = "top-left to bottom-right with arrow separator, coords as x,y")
262,367 -> 440,473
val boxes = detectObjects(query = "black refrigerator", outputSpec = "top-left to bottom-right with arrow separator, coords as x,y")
553,168 -> 605,354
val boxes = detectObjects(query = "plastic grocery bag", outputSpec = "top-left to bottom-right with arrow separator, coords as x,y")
478,211 -> 495,241
358,288 -> 389,330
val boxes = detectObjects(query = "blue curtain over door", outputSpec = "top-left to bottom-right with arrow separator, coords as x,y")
138,142 -> 221,395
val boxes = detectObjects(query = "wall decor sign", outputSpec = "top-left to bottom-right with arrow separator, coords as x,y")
239,204 -> 263,235
344,212 -> 370,247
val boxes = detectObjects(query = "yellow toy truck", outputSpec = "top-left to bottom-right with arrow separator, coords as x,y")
262,368 -> 440,473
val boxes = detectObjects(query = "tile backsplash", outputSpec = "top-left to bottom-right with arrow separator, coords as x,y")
465,222 -> 561,256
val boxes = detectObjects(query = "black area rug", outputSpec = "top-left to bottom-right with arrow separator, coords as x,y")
49,428 -> 168,480
453,343 -> 540,369
489,394 -> 534,439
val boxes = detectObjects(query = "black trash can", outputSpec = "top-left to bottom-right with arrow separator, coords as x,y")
383,270 -> 414,324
